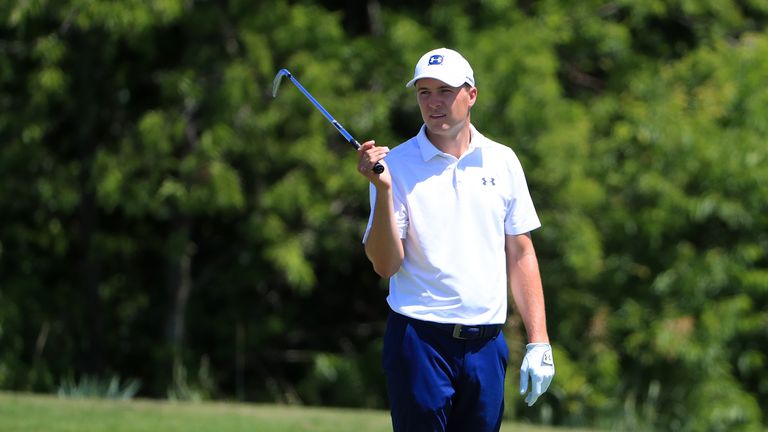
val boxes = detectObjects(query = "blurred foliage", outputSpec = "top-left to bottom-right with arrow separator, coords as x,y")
57,374 -> 141,400
1,0 -> 767,430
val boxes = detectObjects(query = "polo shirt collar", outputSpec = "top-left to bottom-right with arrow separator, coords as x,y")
416,124 -> 484,162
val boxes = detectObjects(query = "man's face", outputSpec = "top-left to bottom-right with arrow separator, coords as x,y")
415,78 -> 477,135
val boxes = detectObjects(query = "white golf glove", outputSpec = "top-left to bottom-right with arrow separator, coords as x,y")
519,343 -> 555,406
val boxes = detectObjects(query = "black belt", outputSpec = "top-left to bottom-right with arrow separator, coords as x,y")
397,313 -> 502,340
443,322 -> 502,340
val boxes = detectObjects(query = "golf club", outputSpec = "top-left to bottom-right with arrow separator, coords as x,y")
272,69 -> 385,174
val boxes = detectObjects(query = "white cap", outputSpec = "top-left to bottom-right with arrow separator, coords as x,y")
406,48 -> 475,88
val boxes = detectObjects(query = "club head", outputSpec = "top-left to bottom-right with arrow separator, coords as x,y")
272,69 -> 292,98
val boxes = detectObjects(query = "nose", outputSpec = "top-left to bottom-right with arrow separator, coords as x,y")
427,94 -> 442,109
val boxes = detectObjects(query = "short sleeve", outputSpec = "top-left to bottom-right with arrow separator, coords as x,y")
362,183 -> 409,243
503,154 -> 541,235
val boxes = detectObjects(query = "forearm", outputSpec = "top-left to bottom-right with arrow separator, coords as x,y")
507,236 -> 549,343
364,186 -> 404,278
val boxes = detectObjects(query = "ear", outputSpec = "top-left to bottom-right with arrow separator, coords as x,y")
467,86 -> 478,108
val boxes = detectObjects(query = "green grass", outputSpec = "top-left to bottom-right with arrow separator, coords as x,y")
0,391 -> 593,432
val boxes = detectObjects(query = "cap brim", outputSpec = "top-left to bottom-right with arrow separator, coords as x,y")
405,73 -> 468,88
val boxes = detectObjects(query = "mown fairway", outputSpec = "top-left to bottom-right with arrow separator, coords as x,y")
0,392 -> 595,432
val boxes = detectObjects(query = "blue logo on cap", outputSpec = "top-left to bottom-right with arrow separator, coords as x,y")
428,55 -> 444,65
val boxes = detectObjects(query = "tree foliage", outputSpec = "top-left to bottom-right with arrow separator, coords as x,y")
1,0 -> 767,429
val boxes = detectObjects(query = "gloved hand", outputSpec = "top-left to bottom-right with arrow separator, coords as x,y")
519,343 -> 555,406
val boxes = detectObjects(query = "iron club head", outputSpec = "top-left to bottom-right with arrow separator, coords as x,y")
272,69 -> 292,98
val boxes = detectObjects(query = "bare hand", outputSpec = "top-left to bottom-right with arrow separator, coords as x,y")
357,140 -> 391,187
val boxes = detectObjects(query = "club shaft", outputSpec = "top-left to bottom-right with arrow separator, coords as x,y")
274,69 -> 384,173
283,72 -> 357,146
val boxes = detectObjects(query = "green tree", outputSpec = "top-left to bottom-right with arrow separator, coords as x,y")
1,1 -> 767,430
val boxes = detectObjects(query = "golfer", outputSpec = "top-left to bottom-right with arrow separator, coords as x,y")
357,47 -> 554,432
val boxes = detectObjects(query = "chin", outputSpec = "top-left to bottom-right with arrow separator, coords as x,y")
425,118 -> 449,129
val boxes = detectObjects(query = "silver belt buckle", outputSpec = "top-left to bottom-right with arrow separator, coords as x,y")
452,324 -> 465,339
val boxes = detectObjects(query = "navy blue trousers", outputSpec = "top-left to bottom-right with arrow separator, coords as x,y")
383,311 -> 509,432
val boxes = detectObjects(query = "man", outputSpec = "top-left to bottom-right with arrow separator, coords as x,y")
357,47 -> 554,432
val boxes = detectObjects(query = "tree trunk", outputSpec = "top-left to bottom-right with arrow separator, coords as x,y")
78,189 -> 104,375
165,218 -> 194,367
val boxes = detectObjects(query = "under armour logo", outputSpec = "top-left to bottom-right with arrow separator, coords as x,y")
481,177 -> 496,186
428,55 -> 444,65
542,350 -> 553,366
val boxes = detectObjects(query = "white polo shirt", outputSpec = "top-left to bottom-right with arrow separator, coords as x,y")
363,124 -> 541,325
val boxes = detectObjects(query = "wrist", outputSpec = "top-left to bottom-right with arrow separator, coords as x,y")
373,181 -> 392,193
527,330 -> 549,345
